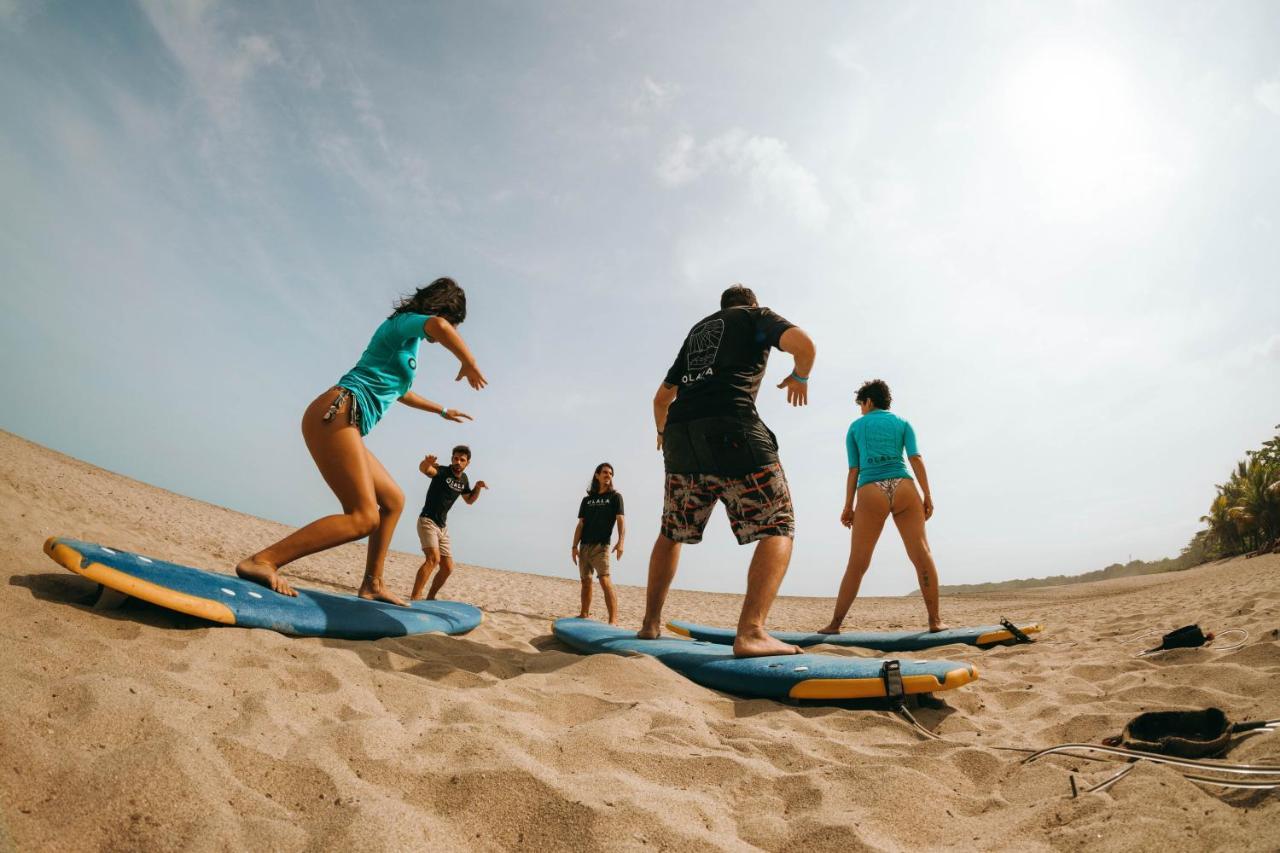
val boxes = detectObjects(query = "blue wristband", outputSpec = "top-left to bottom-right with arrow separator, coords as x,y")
790,371 -> 808,383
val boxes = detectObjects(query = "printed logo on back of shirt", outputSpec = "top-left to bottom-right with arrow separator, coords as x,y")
683,318 -> 724,384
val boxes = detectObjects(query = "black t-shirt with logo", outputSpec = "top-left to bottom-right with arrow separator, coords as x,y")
578,491 -> 624,545
662,306 -> 794,425
420,469 -> 471,526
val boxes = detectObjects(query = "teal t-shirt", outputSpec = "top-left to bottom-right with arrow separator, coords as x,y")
845,409 -> 919,487
337,313 -> 432,435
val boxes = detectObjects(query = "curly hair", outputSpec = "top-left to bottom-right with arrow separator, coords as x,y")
855,379 -> 892,410
587,462 -> 615,495
390,277 -> 467,325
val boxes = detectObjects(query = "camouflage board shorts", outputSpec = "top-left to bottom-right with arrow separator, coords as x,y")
660,462 -> 795,545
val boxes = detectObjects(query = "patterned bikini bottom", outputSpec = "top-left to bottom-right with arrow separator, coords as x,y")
872,477 -> 909,505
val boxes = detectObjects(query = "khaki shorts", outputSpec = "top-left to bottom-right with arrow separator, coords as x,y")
416,517 -> 451,558
578,543 -> 611,580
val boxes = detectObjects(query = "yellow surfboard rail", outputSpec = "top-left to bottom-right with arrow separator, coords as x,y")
789,665 -> 978,700
974,624 -> 1042,645
43,537 -> 236,626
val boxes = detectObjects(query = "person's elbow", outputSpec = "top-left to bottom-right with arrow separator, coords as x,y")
653,384 -> 677,406
779,327 -> 816,360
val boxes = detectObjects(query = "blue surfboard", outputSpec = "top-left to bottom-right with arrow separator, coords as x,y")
552,618 -> 977,700
667,619 -> 1041,651
44,537 -> 483,641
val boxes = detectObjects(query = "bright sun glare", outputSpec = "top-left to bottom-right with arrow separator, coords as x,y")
1002,45 -> 1159,219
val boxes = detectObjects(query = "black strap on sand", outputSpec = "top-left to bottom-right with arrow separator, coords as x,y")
1000,617 -> 1034,644
880,659 -> 905,703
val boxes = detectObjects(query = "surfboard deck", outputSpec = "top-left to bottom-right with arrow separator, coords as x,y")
552,618 -> 977,700
44,537 -> 483,641
667,619 -> 1041,651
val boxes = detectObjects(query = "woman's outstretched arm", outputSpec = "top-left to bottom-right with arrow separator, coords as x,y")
425,316 -> 487,389
397,391 -> 472,423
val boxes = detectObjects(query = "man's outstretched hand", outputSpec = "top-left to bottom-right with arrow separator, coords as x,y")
777,374 -> 808,406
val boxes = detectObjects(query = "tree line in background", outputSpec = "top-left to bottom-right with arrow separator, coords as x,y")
1190,424 -> 1280,561
939,425 -> 1280,595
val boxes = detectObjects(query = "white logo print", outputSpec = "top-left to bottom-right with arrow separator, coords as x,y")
684,318 -> 724,380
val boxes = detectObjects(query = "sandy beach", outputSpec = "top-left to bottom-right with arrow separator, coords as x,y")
1,427 -> 1277,851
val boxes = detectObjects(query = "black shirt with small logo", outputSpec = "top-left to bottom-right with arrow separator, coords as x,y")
578,491 -> 625,545
662,306 -> 794,425
420,469 -> 471,526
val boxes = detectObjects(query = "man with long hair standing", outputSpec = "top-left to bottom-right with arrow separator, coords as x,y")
571,462 -> 625,623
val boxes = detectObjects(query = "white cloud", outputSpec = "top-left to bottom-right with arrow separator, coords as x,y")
630,76 -> 676,114
138,0 -> 281,130
1255,78 -> 1280,115
656,129 -> 830,229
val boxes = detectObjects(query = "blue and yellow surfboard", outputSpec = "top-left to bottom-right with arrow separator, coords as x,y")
44,537 -> 483,640
667,619 -> 1041,652
553,618 -> 977,700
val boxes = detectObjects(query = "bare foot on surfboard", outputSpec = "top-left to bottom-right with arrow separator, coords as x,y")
816,623 -> 842,635
928,622 -> 948,633
733,630 -> 802,658
636,621 -> 662,640
358,577 -> 408,607
236,558 -> 296,596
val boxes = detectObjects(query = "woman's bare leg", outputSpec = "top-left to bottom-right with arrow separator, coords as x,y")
819,485 -> 889,633
358,448 -> 406,605
891,485 -> 945,632
236,390 -> 381,596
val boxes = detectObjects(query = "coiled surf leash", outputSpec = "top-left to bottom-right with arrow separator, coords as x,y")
1127,623 -> 1249,657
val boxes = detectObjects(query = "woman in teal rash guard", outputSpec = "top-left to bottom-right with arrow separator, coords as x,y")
818,379 -> 947,634
237,278 -> 487,605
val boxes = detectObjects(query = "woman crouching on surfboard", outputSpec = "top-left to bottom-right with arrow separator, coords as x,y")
237,277 -> 487,605
818,379 -> 946,634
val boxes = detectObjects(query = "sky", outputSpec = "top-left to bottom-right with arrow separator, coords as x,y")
2,0 -> 1278,597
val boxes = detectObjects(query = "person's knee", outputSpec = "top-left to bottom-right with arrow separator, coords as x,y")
420,550 -> 440,568
437,560 -> 453,578
381,487 -> 405,516
350,505 -> 380,537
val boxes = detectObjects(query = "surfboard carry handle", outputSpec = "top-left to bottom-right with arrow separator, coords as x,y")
1000,617 -> 1035,644
880,659 -> 905,703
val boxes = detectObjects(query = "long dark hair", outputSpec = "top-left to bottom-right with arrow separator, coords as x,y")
587,462 -> 615,495
390,277 -> 467,325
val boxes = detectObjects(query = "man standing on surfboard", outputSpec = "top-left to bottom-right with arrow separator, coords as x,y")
639,285 -> 816,658
411,445 -> 487,600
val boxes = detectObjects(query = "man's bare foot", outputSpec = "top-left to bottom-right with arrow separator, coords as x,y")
576,612 -> 590,619
816,623 -> 842,635
636,620 -> 661,640
236,558 -> 296,596
928,622 -> 948,633
733,630 -> 803,658
607,619 -> 619,626
358,577 -> 407,607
